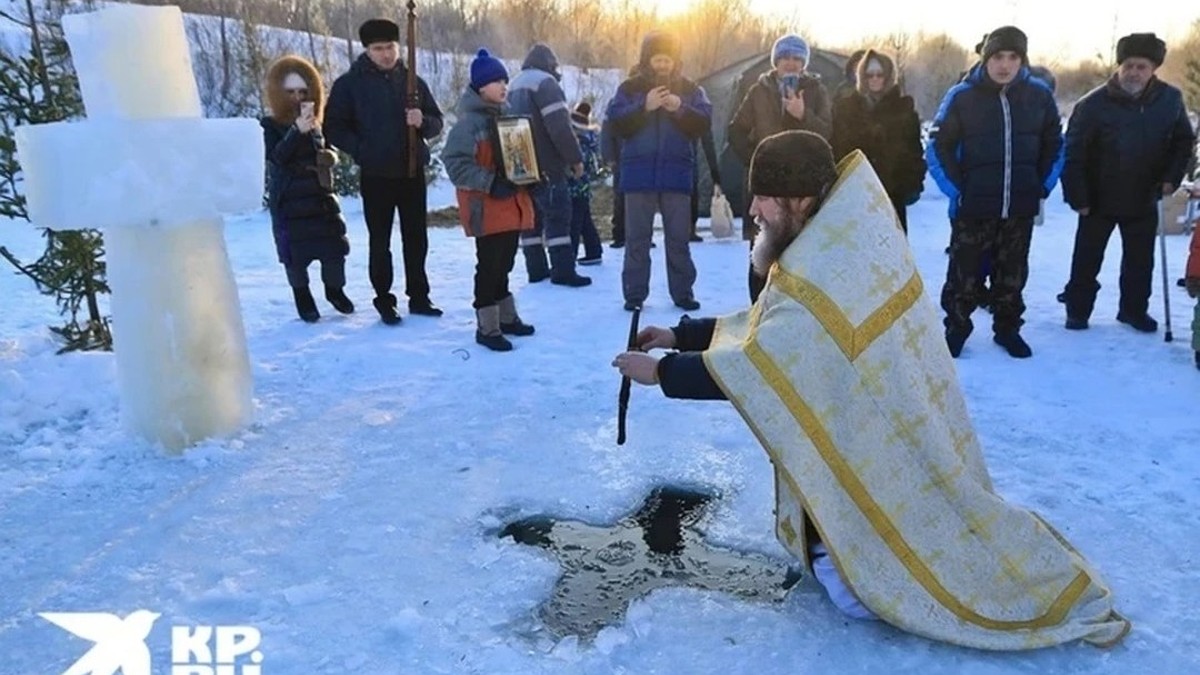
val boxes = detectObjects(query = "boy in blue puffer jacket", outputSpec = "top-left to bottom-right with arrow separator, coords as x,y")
927,26 -> 1063,359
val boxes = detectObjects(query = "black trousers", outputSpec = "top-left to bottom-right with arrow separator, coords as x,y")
941,217 -> 1034,334
1063,209 -> 1157,319
892,199 -> 908,234
360,174 -> 430,302
474,231 -> 519,309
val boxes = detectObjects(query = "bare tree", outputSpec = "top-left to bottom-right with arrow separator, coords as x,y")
904,33 -> 970,120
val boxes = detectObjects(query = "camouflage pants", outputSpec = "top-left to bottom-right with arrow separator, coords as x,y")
941,217 -> 1034,334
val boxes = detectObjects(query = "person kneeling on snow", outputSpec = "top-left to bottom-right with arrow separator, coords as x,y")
442,49 -> 537,352
612,130 -> 1130,650
261,55 -> 355,323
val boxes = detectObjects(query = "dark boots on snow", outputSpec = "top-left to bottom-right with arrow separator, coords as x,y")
373,293 -> 402,325
325,286 -> 355,314
1117,312 -> 1158,333
945,324 -> 972,358
293,287 -> 320,323
993,331 -> 1032,358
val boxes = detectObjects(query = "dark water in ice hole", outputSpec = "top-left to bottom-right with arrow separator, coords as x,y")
499,485 -> 803,639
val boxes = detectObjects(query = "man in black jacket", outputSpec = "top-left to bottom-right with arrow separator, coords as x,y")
325,19 -> 445,325
927,26 -> 1063,359
1060,33 -> 1195,332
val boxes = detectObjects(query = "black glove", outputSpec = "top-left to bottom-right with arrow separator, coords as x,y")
490,176 -> 518,199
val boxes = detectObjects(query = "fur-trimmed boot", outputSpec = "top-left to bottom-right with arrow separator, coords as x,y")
497,295 -> 535,336
475,305 -> 513,352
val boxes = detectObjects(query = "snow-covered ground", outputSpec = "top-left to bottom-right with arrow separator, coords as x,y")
1,183 -> 1198,674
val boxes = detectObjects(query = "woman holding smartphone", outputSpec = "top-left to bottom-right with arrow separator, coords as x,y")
262,55 -> 355,323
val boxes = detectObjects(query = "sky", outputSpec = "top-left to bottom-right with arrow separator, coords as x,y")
738,0 -> 1196,64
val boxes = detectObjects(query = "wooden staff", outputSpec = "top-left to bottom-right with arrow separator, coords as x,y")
617,307 -> 641,445
405,0 -> 420,178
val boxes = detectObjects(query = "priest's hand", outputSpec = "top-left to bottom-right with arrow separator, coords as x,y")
612,351 -> 660,385
635,326 -> 676,351
406,108 -> 423,127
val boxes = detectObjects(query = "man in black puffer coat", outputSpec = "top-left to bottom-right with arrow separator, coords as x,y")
262,55 -> 354,323
927,26 -> 1063,359
325,19 -> 445,325
1060,33 -> 1195,333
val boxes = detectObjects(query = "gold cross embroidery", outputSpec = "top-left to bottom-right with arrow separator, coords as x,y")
950,427 -> 975,463
920,463 -> 964,496
996,550 -> 1032,587
888,411 -> 927,448
925,374 -> 950,412
857,359 -> 891,398
902,318 -> 929,356
817,222 -> 861,253
869,262 -> 902,300
959,510 -> 1001,544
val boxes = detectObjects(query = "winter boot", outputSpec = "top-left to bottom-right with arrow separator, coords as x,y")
498,295 -> 535,336
475,305 -> 513,352
993,331 -> 1033,358
1116,312 -> 1158,333
523,243 -> 551,283
293,287 -> 320,323
945,324 -> 972,358
373,293 -> 402,325
674,298 -> 701,311
1064,315 -> 1089,330
325,286 -> 355,314
549,244 -> 592,287
409,298 -> 444,317
1194,351 -> 1200,371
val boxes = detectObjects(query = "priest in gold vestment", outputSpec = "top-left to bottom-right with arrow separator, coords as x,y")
612,130 -> 1130,650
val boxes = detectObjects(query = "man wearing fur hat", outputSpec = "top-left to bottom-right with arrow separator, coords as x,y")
927,26 -> 1063,359
728,33 -> 831,302
325,19 -> 445,325
831,49 -> 925,232
261,55 -> 355,323
507,43 -> 591,287
613,130 -> 1130,650
1059,33 -> 1195,333
605,30 -> 713,311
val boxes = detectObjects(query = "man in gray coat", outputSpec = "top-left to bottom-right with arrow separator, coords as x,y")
507,43 -> 590,286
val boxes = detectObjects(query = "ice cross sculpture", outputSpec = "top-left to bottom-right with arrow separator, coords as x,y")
15,5 -> 264,452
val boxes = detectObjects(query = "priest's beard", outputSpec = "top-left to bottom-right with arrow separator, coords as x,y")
751,203 -> 810,277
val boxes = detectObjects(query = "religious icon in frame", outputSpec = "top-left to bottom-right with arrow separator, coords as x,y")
495,116 -> 540,185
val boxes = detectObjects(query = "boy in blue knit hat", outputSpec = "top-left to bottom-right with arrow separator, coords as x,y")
442,49 -> 538,352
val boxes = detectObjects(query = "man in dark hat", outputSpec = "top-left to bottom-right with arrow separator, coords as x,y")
605,30 -> 713,312
610,130 -> 1131,648
927,26 -> 1063,359
325,19 -> 446,325
1059,32 -> 1195,333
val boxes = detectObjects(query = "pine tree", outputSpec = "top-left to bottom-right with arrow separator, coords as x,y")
0,1 -> 112,353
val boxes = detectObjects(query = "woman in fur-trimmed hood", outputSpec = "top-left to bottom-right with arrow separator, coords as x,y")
261,54 -> 354,323
830,48 -> 925,232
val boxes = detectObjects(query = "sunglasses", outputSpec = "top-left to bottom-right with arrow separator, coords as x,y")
285,88 -> 309,95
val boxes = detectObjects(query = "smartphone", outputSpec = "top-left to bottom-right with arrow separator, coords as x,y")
300,101 -> 315,118
655,73 -> 670,89
781,74 -> 801,98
